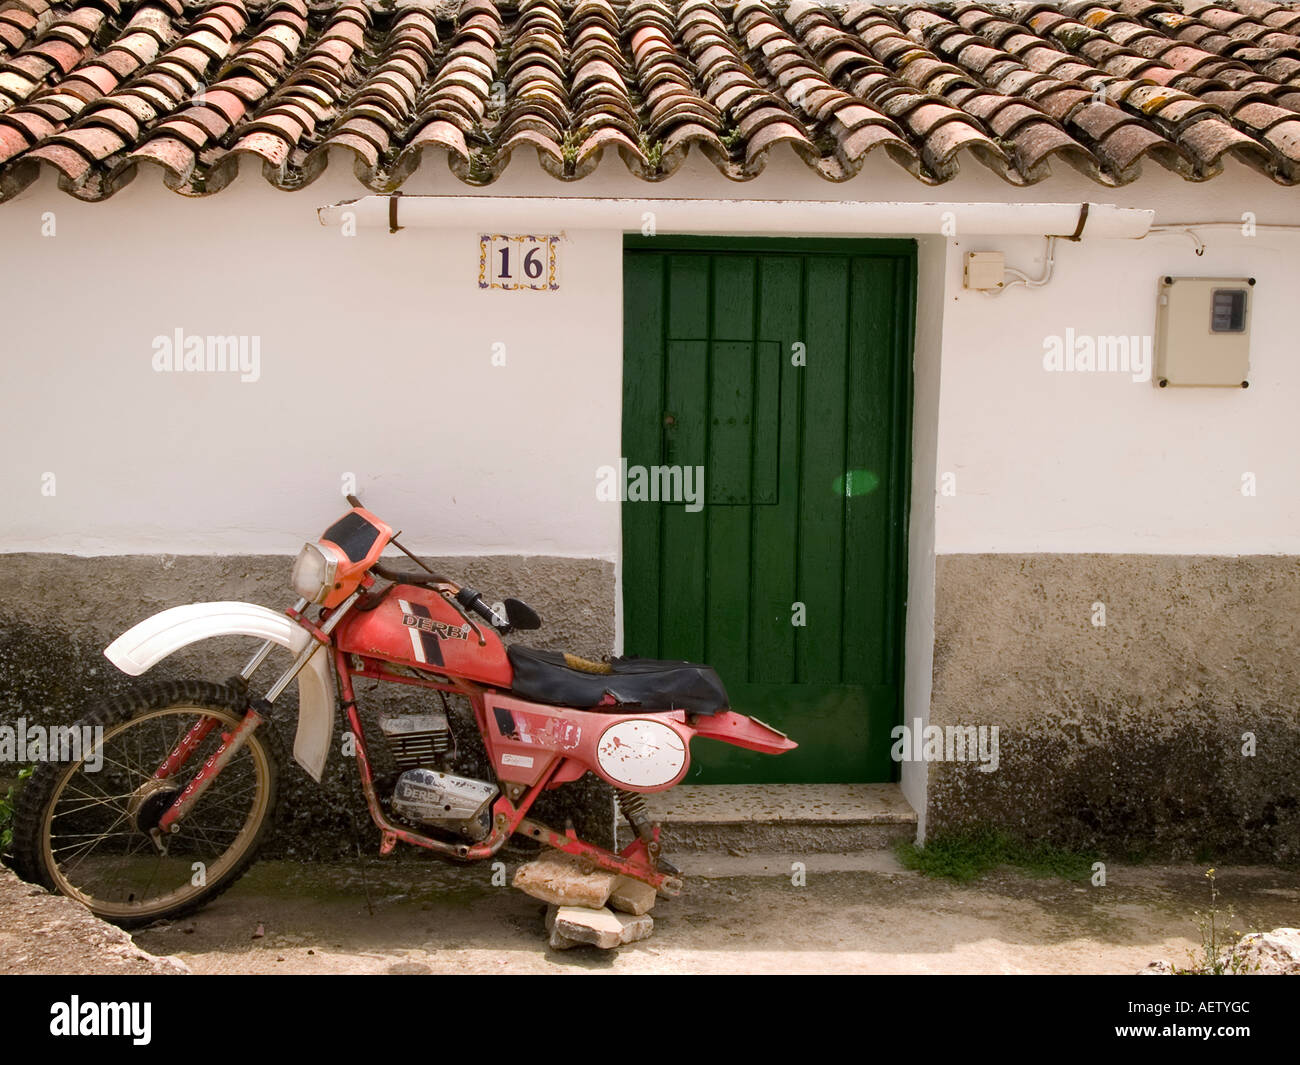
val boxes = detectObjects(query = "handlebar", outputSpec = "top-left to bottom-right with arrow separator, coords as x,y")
371,562 -> 452,586
349,492 -> 511,631
455,587 -> 509,629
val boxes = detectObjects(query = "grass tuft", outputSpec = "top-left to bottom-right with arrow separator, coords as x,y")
895,828 -> 1099,883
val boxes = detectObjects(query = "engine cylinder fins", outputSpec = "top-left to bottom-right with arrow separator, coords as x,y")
379,711 -> 452,771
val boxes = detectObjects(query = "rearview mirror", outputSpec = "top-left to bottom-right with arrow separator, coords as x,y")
504,598 -> 541,631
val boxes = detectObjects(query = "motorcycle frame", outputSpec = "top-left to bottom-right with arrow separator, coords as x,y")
332,647 -> 681,894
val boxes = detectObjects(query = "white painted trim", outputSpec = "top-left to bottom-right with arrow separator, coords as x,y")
900,237 -> 946,842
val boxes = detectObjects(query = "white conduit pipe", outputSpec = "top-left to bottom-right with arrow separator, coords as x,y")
317,196 -> 1154,239
1144,220 -> 1300,256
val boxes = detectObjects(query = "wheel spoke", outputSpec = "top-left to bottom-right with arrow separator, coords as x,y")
53,810 -> 133,863
38,700 -> 271,919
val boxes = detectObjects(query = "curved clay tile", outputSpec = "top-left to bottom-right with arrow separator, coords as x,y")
1026,2 -> 1300,179
5,0 -> 1300,200
623,0 -> 726,177
3,0 -> 250,199
122,0 -> 305,195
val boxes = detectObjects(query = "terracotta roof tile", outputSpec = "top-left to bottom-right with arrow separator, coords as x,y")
4,0 -> 1300,201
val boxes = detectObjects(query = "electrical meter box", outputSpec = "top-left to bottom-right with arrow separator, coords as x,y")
1154,276 -> 1254,388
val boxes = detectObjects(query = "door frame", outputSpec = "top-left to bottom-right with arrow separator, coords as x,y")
619,234 -> 919,783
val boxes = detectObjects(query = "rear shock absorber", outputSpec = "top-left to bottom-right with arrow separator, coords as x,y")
616,790 -> 678,873
616,790 -> 654,843
616,790 -> 665,858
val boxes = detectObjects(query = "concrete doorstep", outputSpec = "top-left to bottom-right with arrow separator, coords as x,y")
641,783 -> 917,855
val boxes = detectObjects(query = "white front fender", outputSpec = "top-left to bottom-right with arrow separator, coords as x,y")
104,602 -> 335,782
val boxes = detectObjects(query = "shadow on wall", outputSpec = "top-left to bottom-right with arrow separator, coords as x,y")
928,715 -> 1300,863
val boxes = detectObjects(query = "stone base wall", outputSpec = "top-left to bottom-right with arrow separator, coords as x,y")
6,551 -> 1296,864
926,554 -> 1300,862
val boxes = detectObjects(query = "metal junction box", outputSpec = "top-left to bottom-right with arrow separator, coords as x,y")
1154,276 -> 1254,388
964,250 -> 1005,290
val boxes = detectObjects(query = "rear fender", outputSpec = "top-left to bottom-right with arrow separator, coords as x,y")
689,711 -> 797,755
103,601 -> 335,782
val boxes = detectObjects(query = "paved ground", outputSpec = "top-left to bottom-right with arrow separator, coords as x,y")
5,852 -> 1297,975
89,855 -> 1298,975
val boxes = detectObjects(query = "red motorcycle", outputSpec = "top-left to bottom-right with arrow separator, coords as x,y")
11,497 -> 795,926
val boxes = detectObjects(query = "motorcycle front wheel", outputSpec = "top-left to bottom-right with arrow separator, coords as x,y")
11,680 -> 280,928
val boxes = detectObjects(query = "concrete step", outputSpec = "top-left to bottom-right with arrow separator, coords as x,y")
639,783 -> 917,856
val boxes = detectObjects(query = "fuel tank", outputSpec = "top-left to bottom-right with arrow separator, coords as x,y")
334,584 -> 512,687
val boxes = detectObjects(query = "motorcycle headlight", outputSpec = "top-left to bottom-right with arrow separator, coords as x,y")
291,542 -> 339,605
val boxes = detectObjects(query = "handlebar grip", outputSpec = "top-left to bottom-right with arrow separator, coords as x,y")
455,588 -> 507,628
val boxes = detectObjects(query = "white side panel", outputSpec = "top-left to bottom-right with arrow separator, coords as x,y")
596,719 -> 687,788
103,601 -> 335,782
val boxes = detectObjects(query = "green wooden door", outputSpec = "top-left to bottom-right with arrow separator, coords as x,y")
622,237 -> 915,784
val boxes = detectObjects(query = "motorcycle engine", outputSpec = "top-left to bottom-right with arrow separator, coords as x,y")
378,711 -> 498,841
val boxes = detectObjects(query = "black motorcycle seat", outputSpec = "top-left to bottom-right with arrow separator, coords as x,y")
505,646 -> 728,716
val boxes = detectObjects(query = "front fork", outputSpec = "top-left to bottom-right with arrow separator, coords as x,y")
149,592 -> 360,847
153,706 -> 265,845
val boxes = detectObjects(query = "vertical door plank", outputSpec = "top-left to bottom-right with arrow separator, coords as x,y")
708,340 -> 755,504
795,255 -> 849,684
659,337 -> 709,662
841,256 -> 895,684
706,340 -> 754,674
750,255 -> 802,684
622,252 -> 664,656
711,253 -> 755,340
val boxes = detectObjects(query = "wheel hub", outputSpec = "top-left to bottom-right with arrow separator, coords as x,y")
128,779 -> 181,835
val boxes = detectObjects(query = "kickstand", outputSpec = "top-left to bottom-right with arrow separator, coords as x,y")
347,809 -> 375,918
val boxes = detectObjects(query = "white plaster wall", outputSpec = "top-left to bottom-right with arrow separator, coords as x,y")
0,148 -> 1296,573
0,164 -> 627,558
933,224 -> 1300,555
3,146 -> 1296,559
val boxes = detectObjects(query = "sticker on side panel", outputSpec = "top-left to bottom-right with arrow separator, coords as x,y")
493,706 -> 518,739
511,710 -> 582,751
596,719 -> 686,788
501,753 -> 534,769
